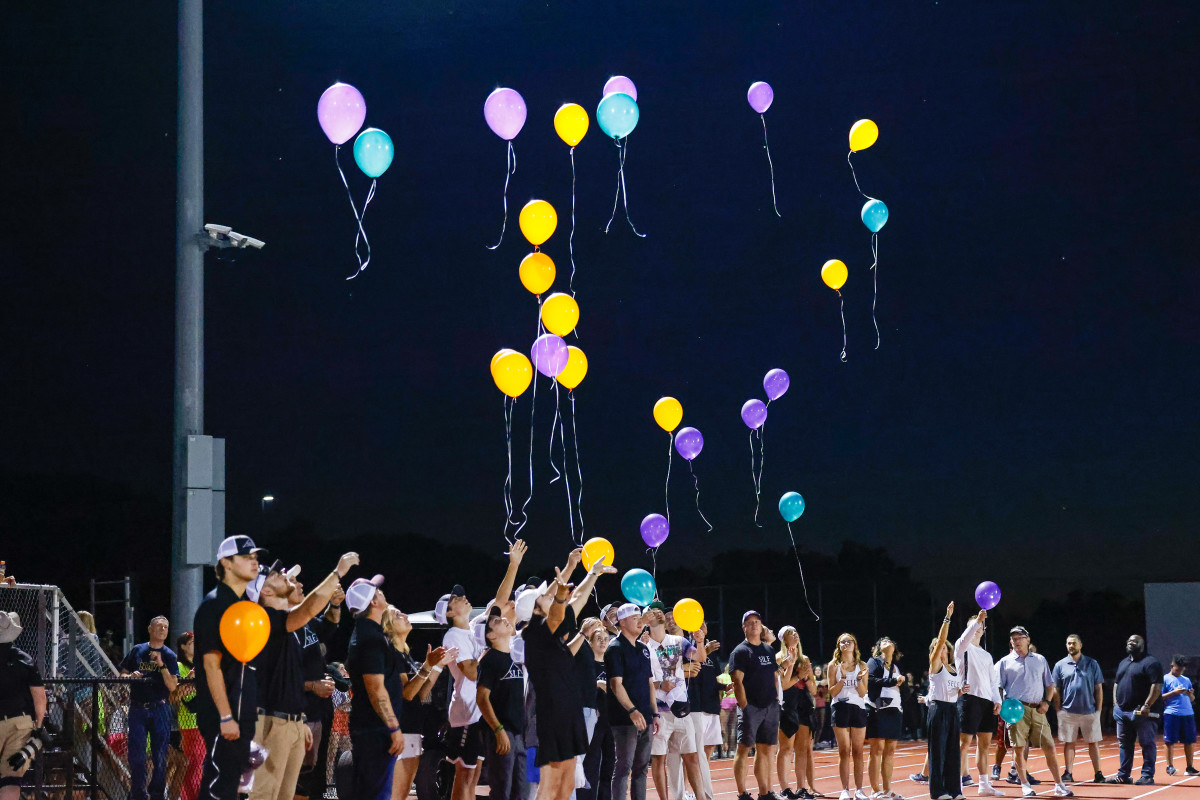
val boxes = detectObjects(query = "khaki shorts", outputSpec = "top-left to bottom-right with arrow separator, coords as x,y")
1008,704 -> 1053,748
0,714 -> 35,780
1057,710 -> 1102,744
652,711 -> 697,755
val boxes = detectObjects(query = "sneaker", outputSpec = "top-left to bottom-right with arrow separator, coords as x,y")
1052,786 -> 1073,797
759,794 -> 785,800
799,791 -> 815,799
1027,776 -> 1041,786
1134,777 -> 1154,786
1186,768 -> 1200,777
839,792 -> 852,800
992,766 -> 1002,781
936,796 -> 953,800
888,793 -> 907,800
781,791 -> 797,800
963,776 -> 975,787
1167,766 -> 1177,776
1060,772 -> 1073,784
1105,775 -> 1131,784
978,785 -> 1006,797
684,792 -> 698,800
1093,772 -> 1105,784
870,793 -> 887,800
911,775 -> 930,785
740,793 -> 757,800
855,791 -> 872,800
1021,786 -> 1036,798
1005,774 -> 1021,786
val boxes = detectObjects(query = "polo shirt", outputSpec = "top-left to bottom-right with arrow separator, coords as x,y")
0,643 -> 43,717
605,633 -> 653,724
119,643 -> 179,705
192,582 -> 257,725
346,616 -> 403,732
1116,653 -> 1164,712
1052,654 -> 1104,715
729,639 -> 777,707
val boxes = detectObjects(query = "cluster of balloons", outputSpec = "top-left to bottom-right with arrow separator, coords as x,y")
746,81 -> 781,217
219,600 -> 270,663
742,368 -> 790,524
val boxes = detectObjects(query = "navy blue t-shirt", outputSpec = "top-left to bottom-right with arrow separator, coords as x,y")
604,634 -> 653,724
121,643 -> 179,705
729,639 -> 777,707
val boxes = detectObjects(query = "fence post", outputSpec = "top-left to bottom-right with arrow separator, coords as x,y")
51,589 -> 61,678
124,576 -> 134,655
91,681 -> 100,800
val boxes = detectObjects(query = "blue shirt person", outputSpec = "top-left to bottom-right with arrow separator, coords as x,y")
118,616 -> 180,800
1161,656 -> 1198,776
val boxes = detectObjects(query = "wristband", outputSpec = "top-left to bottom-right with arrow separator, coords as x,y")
220,715 -> 234,723
943,617 -> 951,623
494,723 -> 504,733
389,724 -> 401,733
431,666 -> 443,674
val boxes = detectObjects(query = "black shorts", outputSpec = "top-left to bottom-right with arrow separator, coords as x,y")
444,721 -> 487,767
832,702 -> 868,729
866,706 -> 902,740
957,694 -> 997,736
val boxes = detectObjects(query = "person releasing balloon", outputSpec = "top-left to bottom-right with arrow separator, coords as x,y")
483,87 -> 527,249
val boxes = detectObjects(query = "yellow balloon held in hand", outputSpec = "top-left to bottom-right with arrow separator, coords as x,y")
822,259 -> 848,292
653,396 -> 683,433
849,119 -> 879,152
519,252 -> 556,296
492,350 -> 533,398
540,292 -> 580,337
556,346 -> 588,390
672,598 -> 704,632
581,537 -> 614,571
554,103 -> 589,147
519,199 -> 557,247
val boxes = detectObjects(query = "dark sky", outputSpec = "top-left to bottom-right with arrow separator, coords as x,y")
3,1 -> 1197,596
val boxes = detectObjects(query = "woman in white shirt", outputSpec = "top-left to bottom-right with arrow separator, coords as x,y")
827,633 -> 870,800
952,609 -> 1003,796
927,602 -> 964,800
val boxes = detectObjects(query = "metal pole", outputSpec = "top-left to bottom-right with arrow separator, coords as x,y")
172,0 -> 205,634
124,576 -> 135,654
91,681 -> 100,800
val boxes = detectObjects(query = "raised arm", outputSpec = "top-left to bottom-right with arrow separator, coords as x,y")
954,608 -> 983,671
930,601 -> 954,672
545,567 -> 572,635
570,559 -> 617,617
494,540 -> 527,609
287,553 -> 359,633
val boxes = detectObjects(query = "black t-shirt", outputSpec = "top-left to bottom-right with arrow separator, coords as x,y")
575,646 -> 597,709
1116,654 -> 1165,712
119,643 -> 179,705
594,658 -> 609,726
193,582 -> 257,726
395,650 -> 430,735
0,644 -> 43,717
255,607 -> 306,716
604,633 -> 653,724
524,608 -> 583,720
299,616 -> 337,720
346,617 -> 403,732
687,652 -> 722,715
477,648 -> 526,733
729,639 -> 777,707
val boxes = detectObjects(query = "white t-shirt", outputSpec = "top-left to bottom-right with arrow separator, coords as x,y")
444,625 -> 484,727
647,633 -> 693,707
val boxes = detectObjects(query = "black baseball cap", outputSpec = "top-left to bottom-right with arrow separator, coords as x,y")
1010,626 -> 1030,638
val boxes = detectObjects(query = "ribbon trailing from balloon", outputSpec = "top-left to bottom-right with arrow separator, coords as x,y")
779,492 -> 820,620
554,103 -> 589,299
747,82 -> 781,218
741,398 -> 768,525
556,346 -> 588,540
674,427 -> 712,532
653,397 -> 682,525
848,119 -> 888,349
548,379 -> 577,544
344,128 -> 394,279
317,83 -> 382,281
484,88 -> 527,250
491,348 -> 533,543
821,259 -> 849,362
598,89 -> 646,238
502,395 -> 516,544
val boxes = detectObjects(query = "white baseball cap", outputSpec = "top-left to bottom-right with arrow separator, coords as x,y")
616,603 -> 642,621
434,584 -> 467,625
514,583 -> 546,623
346,575 -> 385,614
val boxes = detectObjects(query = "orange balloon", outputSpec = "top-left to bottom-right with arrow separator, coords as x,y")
581,537 -> 615,571
519,252 -> 556,296
219,600 -> 271,663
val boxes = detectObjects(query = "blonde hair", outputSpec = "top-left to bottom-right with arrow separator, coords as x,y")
929,636 -> 955,669
381,606 -> 410,655
777,627 -> 804,664
831,632 -> 861,665
77,610 -> 97,635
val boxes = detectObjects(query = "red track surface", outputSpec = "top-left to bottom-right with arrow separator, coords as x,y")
689,737 -> 1196,800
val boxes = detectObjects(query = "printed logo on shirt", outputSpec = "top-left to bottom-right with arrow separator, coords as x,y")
501,662 -> 525,682
758,655 -> 774,666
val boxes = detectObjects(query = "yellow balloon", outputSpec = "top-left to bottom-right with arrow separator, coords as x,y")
491,348 -> 517,381
540,292 -> 580,337
581,537 -> 614,571
519,200 -> 558,247
849,119 -> 879,152
554,103 -> 589,147
672,598 -> 704,633
493,351 -> 533,398
556,346 -> 588,390
821,259 -> 848,292
519,252 -> 556,296
653,396 -> 683,433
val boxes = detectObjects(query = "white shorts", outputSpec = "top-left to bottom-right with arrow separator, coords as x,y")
401,732 -> 424,759
1057,710 -> 1101,744
652,711 -> 698,755
688,711 -> 723,748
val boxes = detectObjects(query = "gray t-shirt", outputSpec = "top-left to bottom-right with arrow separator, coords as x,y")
1053,654 -> 1104,715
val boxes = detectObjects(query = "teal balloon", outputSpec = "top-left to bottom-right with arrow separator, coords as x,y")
861,198 -> 888,233
597,92 -> 639,139
620,568 -> 656,606
353,128 -> 394,178
1000,698 -> 1025,725
779,492 -> 805,523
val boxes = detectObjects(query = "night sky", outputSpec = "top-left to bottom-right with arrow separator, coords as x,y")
3,2 -> 1198,604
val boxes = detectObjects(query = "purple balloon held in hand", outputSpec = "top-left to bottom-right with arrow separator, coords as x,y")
603,75 -> 638,102
640,513 -> 669,548
674,427 -> 704,461
763,368 -> 790,401
741,399 -> 768,429
531,334 -> 568,377
975,580 -> 1002,610
484,88 -> 527,141
318,83 -> 367,145
747,81 -> 774,114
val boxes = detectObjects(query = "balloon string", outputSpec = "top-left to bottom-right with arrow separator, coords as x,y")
619,138 -> 647,237
514,315 -> 543,537
786,522 -> 821,621
554,382 -> 578,546
237,663 -> 245,719
486,141 -> 516,250
648,546 -> 659,597
750,430 -> 763,528
689,460 -> 713,532
570,390 -> 585,542
665,432 -> 673,524
345,178 -> 376,280
549,379 -> 563,486
757,423 -> 767,516
605,138 -> 622,234
838,292 -> 848,363
847,150 -> 875,201
335,145 -> 371,279
502,395 -> 515,546
569,146 -> 579,301
760,114 -> 781,218
870,232 -> 880,350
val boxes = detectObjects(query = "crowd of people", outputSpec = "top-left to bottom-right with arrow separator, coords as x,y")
0,542 -> 1196,800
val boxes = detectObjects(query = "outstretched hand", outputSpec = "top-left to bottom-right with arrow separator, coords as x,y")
336,552 -> 360,578
507,540 -> 527,565
946,601 -> 955,617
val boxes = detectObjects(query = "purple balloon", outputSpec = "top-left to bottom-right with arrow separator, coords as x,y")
484,88 -> 527,141
603,75 -> 638,102
747,81 -> 774,114
640,513 -> 669,548
975,580 -> 1002,610
674,427 -> 704,461
763,368 -> 790,401
531,333 -> 568,377
741,399 -> 768,429
317,83 -> 367,146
